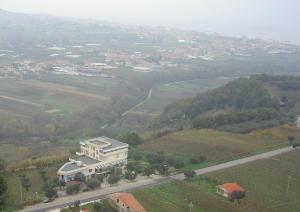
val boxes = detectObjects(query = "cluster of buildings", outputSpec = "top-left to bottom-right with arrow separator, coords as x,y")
1,27 -> 299,80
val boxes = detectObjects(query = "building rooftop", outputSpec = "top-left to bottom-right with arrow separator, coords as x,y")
59,155 -> 99,172
218,183 -> 245,193
60,162 -> 83,172
73,155 -> 99,165
84,136 -> 128,153
111,192 -> 146,212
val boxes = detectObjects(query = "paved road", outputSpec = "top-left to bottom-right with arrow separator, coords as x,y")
171,146 -> 294,180
20,146 -> 295,212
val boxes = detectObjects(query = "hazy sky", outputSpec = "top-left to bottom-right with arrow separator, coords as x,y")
1,0 -> 299,44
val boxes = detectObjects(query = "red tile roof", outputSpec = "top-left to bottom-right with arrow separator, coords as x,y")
218,183 -> 245,193
111,192 -> 146,212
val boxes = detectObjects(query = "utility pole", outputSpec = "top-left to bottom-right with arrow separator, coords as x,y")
20,182 -> 23,203
188,201 -> 193,212
286,175 -> 291,194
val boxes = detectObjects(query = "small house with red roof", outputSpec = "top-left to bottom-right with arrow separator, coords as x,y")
109,192 -> 146,212
217,183 -> 245,200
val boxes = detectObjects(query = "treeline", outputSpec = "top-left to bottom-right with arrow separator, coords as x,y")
8,154 -> 69,172
192,108 -> 279,128
253,74 -> 300,90
192,108 -> 293,133
155,77 -> 278,129
155,75 -> 299,133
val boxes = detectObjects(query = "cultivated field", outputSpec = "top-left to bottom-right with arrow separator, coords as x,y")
133,179 -> 238,212
139,125 -> 298,167
133,149 -> 300,212
0,77 -> 113,115
207,149 -> 300,211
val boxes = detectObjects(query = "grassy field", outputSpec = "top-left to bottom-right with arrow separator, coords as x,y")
133,149 -> 300,212
133,179 -> 238,212
139,125 -> 299,168
207,149 -> 300,212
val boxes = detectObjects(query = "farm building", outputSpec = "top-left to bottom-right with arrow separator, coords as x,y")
109,192 -> 147,212
57,137 -> 128,182
217,183 -> 245,200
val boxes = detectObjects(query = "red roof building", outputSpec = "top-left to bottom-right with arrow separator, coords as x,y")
109,192 -> 147,212
217,183 -> 245,199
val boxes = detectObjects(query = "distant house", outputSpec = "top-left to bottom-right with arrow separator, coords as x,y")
297,116 -> 300,128
57,137 -> 128,182
109,192 -> 147,212
217,183 -> 245,200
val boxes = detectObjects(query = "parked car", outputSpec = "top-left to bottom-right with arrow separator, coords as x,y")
43,197 -> 55,203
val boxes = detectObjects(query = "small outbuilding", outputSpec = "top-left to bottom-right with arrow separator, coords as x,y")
109,192 -> 147,212
217,183 -> 245,200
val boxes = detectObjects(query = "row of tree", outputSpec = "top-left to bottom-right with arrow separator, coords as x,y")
0,159 -> 7,209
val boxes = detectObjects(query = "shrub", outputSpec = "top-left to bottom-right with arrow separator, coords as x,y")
86,179 -> 100,189
184,170 -> 196,179
44,184 -> 57,199
147,152 -> 166,164
173,160 -> 185,169
190,155 -> 207,164
144,166 -> 154,176
66,184 -> 80,195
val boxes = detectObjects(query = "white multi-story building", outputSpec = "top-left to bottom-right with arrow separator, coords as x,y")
57,137 -> 128,182
297,116 -> 300,128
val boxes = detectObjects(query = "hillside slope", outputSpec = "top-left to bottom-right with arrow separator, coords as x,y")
154,75 -> 300,133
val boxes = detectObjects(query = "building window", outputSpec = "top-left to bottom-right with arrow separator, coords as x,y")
89,169 -> 92,172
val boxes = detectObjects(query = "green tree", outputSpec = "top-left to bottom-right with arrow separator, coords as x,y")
44,184 -> 57,199
107,167 -> 122,185
66,184 -> 80,195
231,190 -> 246,204
0,159 -> 5,173
144,166 -> 154,176
86,179 -> 100,189
121,132 -> 143,147
288,136 -> 295,146
0,175 -> 7,196
184,170 -> 196,180
0,175 -> 7,208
